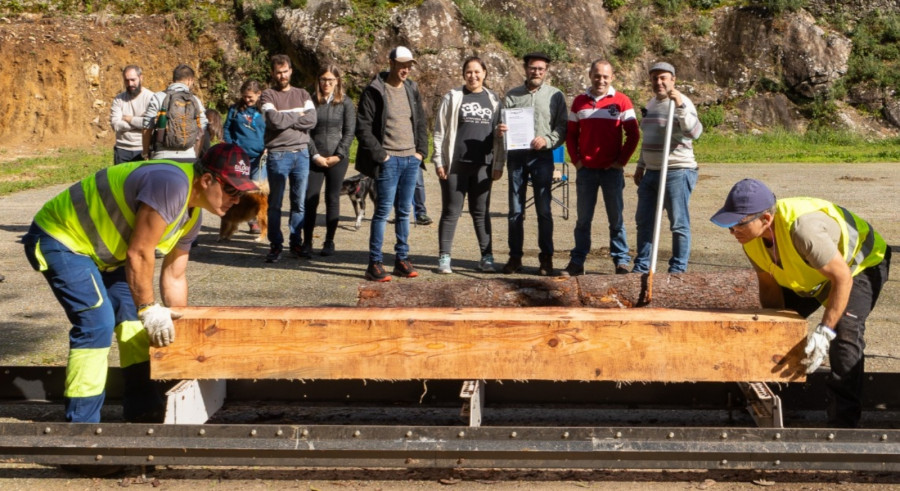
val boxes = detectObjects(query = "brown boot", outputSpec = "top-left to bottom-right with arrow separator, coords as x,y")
538,253 -> 555,276
502,257 -> 522,274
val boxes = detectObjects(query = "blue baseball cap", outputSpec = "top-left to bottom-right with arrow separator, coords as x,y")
711,179 -> 776,228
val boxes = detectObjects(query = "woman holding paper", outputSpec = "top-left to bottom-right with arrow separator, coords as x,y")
431,56 -> 502,274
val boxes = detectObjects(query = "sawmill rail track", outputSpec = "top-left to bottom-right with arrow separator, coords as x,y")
1,366 -> 898,471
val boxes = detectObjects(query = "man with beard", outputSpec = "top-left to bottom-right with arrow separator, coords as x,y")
494,52 -> 567,276
110,65 -> 154,164
260,54 -> 317,263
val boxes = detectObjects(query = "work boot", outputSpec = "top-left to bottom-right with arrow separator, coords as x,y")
291,242 -> 312,259
502,257 -> 522,274
320,240 -> 335,256
559,262 -> 584,277
538,253 -> 555,276
265,245 -> 283,263
615,264 -> 630,275
393,258 -> 419,278
415,214 -> 433,226
365,261 -> 392,282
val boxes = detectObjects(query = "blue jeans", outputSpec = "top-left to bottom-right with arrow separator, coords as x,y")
414,168 -> 427,216
633,167 -> 698,273
507,149 -> 554,258
22,224 -> 165,423
369,155 -> 420,262
570,166 -> 629,267
249,154 -> 266,181
266,149 -> 309,249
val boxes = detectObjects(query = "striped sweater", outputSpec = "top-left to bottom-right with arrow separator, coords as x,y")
636,95 -> 703,171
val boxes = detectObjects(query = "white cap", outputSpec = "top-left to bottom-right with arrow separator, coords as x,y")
389,46 -> 417,64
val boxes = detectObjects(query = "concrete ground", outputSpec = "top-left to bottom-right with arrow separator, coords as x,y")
0,162 -> 898,488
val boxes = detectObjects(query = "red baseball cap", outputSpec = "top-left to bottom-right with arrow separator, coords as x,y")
200,143 -> 258,193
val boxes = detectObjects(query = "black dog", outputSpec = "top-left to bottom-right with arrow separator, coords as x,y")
341,173 -> 377,229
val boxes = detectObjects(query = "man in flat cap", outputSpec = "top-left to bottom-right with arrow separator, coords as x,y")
712,179 -> 890,428
632,61 -> 703,274
494,52 -> 567,276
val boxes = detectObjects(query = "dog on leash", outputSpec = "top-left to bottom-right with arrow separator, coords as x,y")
341,173 -> 376,229
218,180 -> 269,242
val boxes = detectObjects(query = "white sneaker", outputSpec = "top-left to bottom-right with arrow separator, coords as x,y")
479,254 -> 496,272
437,254 -> 453,274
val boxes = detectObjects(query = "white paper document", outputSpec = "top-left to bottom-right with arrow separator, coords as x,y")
502,107 -> 535,151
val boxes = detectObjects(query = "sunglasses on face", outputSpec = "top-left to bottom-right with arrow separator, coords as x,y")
213,175 -> 243,198
729,211 -> 765,232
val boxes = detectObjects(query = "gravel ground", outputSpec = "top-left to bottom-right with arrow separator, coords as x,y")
0,162 -> 898,488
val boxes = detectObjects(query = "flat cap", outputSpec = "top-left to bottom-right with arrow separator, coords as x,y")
649,61 -> 676,76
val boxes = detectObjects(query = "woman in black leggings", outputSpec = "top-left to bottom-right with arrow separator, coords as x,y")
432,56 -> 502,273
300,65 -> 356,257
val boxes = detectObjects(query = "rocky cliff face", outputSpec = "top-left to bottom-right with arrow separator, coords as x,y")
274,0 -> 894,134
0,14 -> 236,157
0,1 -> 896,158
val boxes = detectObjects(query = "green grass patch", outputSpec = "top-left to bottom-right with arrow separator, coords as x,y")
695,129 -> 900,163
0,148 -> 111,196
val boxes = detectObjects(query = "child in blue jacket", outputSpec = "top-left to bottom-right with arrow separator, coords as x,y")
224,80 -> 267,234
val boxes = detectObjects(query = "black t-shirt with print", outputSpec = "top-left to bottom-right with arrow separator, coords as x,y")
453,89 -> 494,165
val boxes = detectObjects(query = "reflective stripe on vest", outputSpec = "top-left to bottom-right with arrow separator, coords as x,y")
34,161 -> 198,271
743,197 -> 886,304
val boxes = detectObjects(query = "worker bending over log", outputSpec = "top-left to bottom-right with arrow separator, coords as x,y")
711,178 -> 890,428
22,143 -> 258,423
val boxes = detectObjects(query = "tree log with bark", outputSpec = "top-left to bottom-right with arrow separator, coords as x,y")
357,270 -> 761,310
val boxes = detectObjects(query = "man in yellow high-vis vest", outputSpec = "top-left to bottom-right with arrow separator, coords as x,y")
23,143 -> 257,423
712,179 -> 890,428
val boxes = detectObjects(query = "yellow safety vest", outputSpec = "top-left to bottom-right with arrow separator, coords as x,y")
33,161 -> 201,271
743,197 -> 886,304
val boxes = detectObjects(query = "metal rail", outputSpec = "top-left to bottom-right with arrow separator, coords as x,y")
2,366 -> 899,471
0,423 -> 898,471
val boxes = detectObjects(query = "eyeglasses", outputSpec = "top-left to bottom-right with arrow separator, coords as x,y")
213,175 -> 243,198
319,77 -> 337,84
728,211 -> 765,232
526,66 -> 547,73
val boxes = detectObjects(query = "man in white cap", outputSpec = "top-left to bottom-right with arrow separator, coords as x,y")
632,61 -> 703,274
711,178 -> 890,428
355,46 -> 429,282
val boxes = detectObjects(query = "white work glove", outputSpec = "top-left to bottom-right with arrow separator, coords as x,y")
138,303 -> 183,348
802,323 -> 836,374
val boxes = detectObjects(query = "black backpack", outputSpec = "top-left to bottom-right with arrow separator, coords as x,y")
155,90 -> 201,151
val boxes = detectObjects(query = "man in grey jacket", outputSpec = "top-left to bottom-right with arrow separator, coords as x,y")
355,46 -> 429,282
110,65 -> 154,164
494,52 -> 567,276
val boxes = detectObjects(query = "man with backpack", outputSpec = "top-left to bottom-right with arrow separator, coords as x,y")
143,64 -> 208,163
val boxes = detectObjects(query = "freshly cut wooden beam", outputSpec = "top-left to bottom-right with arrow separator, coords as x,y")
357,270 -> 761,310
151,307 -> 807,382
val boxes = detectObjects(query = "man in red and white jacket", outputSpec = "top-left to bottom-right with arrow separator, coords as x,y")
561,60 -> 640,277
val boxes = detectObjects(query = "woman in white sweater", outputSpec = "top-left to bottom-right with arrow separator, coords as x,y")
431,57 -> 503,274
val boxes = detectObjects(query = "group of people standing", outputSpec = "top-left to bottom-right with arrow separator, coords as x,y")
109,48 -> 707,283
